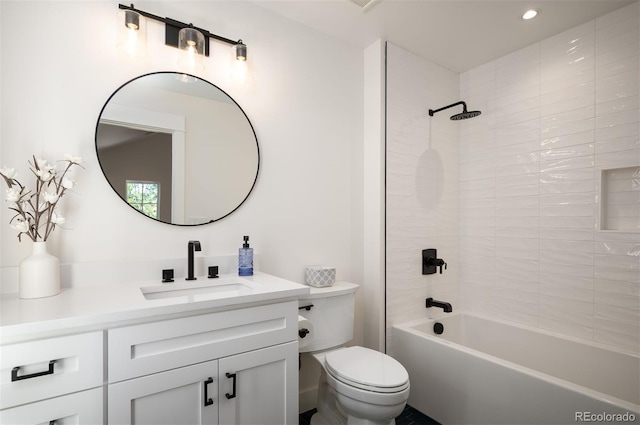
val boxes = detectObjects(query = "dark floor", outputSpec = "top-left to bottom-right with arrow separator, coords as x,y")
299,405 -> 440,425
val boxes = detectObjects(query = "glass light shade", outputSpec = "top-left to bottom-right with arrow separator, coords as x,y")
235,41 -> 247,61
178,27 -> 206,73
116,9 -> 147,60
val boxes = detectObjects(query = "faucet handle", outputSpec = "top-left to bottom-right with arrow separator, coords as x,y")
439,261 -> 447,274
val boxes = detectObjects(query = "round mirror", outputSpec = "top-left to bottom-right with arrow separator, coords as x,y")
95,72 -> 259,226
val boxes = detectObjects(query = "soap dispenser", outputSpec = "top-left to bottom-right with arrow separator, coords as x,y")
238,236 -> 254,276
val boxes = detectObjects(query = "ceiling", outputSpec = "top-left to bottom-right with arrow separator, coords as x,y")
251,0 -> 637,73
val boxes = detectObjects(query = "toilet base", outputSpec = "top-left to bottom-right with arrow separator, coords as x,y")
310,359 -> 402,425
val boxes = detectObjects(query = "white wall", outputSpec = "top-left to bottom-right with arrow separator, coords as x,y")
0,1 -> 364,296
385,43 -> 460,350
459,3 -> 640,353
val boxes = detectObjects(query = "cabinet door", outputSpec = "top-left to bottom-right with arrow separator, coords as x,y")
219,341 -> 298,425
0,387 -> 103,425
108,360 -> 218,425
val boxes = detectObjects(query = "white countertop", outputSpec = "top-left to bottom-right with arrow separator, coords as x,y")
0,272 -> 310,343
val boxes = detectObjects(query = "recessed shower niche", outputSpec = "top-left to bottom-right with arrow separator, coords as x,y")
599,166 -> 640,232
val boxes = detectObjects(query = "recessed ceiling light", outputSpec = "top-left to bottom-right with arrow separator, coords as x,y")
522,9 -> 539,20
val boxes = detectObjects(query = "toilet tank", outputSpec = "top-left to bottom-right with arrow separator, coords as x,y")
298,281 -> 359,353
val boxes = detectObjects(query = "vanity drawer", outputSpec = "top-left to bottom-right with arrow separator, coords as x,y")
0,331 -> 104,409
0,387 -> 104,425
108,301 -> 297,383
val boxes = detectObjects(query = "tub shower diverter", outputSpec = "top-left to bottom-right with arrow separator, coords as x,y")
140,278 -> 254,300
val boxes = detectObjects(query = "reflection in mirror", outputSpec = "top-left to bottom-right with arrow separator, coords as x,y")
95,72 -> 259,225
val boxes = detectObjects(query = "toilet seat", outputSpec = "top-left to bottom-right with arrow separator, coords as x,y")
324,346 -> 409,394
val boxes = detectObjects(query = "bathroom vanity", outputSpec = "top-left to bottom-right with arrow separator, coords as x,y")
0,273 -> 309,424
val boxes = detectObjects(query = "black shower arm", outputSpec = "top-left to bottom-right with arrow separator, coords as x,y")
428,101 -> 467,116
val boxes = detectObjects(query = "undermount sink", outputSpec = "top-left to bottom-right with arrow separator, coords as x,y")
140,279 -> 254,301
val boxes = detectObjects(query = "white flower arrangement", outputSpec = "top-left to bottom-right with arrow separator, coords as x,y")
1,154 -> 83,242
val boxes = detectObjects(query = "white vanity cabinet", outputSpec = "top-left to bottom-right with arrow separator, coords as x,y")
218,341 -> 297,425
0,332 -> 104,424
0,272 -> 308,425
107,301 -> 299,425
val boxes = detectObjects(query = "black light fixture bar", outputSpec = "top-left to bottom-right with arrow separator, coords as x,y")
118,4 -> 245,58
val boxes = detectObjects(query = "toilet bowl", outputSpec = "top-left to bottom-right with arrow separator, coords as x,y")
299,282 -> 410,425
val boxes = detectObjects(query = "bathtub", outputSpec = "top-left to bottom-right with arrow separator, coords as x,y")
392,313 -> 640,425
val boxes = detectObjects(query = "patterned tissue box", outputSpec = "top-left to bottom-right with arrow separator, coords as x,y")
305,266 -> 336,287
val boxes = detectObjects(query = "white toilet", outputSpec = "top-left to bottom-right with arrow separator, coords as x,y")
299,282 -> 410,425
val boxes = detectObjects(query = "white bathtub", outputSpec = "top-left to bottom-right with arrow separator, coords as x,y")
392,313 -> 640,425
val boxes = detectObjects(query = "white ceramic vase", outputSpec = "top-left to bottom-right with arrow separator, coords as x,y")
19,241 -> 60,299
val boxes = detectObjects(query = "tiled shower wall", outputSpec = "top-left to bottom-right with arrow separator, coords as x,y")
386,43 -> 460,349
386,3 -> 639,355
459,3 -> 640,353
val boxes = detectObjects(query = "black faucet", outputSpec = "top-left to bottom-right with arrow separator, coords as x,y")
426,297 -> 452,313
186,240 -> 201,280
422,249 -> 447,274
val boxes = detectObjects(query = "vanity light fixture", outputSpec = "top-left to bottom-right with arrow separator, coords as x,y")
178,25 -> 206,72
118,4 -> 248,62
521,9 -> 539,20
235,40 -> 247,61
116,7 -> 146,60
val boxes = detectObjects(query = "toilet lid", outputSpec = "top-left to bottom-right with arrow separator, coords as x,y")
324,346 -> 409,392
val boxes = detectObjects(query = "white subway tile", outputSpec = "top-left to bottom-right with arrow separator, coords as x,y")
539,284 -> 593,302
495,227 -> 540,239
541,130 -> 595,150
541,117 -> 595,139
539,192 -> 595,205
495,184 -> 540,198
596,11 -> 639,42
596,109 -> 639,130
539,180 -> 595,195
594,279 -> 640,296
541,69 -> 595,95
595,137 -> 640,155
594,241 -> 640,256
594,254 -> 640,270
595,56 -> 639,80
539,272 -> 593,290
540,144 -> 595,161
495,216 -> 540,228
539,155 -> 595,173
540,250 -> 594,266
541,21 -> 595,60
539,228 -> 594,241
595,2 -> 639,31
539,239 -> 594,253
540,216 -> 595,229
594,303 -> 640,324
594,267 -> 640,282
595,41 -> 639,67
595,148 -> 640,167
594,291 -> 640,310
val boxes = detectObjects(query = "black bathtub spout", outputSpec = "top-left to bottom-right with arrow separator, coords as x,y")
426,297 -> 453,313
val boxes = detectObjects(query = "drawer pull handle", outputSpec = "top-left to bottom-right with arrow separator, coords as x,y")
11,360 -> 56,382
298,304 -> 313,311
204,377 -> 214,406
225,372 -> 237,399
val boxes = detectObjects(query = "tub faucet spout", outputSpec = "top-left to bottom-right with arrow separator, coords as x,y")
426,297 -> 452,313
187,240 -> 201,280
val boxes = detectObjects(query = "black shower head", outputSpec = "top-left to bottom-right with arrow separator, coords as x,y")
429,101 -> 481,121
